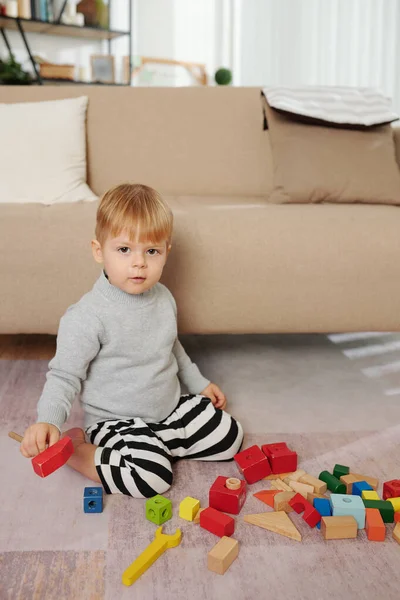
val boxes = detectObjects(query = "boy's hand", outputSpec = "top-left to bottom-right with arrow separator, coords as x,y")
20,423 -> 60,458
200,382 -> 227,411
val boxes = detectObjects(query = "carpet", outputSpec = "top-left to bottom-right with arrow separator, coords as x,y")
1,333 -> 400,600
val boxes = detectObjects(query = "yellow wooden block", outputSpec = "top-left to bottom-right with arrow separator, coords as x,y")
362,490 -> 380,501
179,496 -> 200,521
387,497 -> 400,512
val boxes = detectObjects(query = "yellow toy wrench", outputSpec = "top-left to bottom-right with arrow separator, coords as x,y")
122,526 -> 182,586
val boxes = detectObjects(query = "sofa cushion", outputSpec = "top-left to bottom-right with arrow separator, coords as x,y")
0,96 -> 97,205
263,100 -> 400,205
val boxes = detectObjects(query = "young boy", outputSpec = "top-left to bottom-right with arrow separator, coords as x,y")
20,183 -> 243,498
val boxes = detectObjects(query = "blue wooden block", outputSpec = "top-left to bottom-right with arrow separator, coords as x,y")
352,481 -> 373,496
313,498 -> 332,529
84,486 -> 103,513
330,493 -> 365,528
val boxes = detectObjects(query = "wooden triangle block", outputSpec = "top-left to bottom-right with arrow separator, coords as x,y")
244,511 -> 302,542
253,490 -> 280,508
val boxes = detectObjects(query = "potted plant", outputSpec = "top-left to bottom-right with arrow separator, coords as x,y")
0,56 -> 33,85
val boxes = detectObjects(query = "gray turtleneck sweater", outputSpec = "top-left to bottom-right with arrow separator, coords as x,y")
37,271 -> 210,432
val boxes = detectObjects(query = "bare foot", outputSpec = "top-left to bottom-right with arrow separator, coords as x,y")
62,427 -> 101,483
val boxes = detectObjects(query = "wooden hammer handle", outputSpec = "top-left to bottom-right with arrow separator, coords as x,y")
9,431 -> 23,443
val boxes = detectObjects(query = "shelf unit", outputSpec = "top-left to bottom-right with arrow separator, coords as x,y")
0,2 -> 132,85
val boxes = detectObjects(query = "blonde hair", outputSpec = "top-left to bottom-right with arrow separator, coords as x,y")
95,183 -> 173,248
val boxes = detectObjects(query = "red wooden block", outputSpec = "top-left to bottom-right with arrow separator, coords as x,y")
234,445 -> 272,483
32,437 -> 74,478
253,490 -> 281,508
200,507 -> 235,537
261,442 -> 298,474
383,480 -> 400,500
209,476 -> 247,515
289,493 -> 321,528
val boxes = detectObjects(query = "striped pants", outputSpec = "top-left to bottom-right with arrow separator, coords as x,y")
85,394 -> 244,498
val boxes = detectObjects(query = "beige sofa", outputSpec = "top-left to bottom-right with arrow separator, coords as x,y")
1,86 -> 400,335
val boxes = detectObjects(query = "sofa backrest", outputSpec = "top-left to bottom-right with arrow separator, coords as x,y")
0,86 -> 273,197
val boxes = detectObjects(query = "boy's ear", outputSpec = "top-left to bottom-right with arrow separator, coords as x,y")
167,243 -> 172,254
91,239 -> 104,264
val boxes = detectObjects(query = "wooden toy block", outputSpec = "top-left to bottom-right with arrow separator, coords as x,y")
261,442 -> 298,474
365,508 -> 385,541
313,498 -> 331,529
122,526 -> 181,586
234,445 -> 272,483
298,474 -> 327,495
207,536 -> 239,575
226,478 -> 241,490
362,500 -> 395,523
288,480 -> 314,499
284,469 -> 306,482
387,497 -> 400,512
274,491 -> 296,512
200,507 -> 235,537
383,479 -> 400,500
395,512 -> 400,523
321,516 -> 358,540
307,492 -> 328,504
340,474 -> 361,494
319,471 -> 346,494
350,472 -> 379,490
146,495 -> 172,525
330,494 -> 366,529
270,478 -> 292,492
289,493 -> 321,528
194,508 -> 205,524
244,511 -> 302,541
393,522 -> 400,544
84,487 -> 103,513
253,490 -> 281,508
179,496 -> 200,521
264,471 -> 293,481
362,490 -> 380,501
352,481 -> 373,497
333,464 -> 350,479
209,476 -> 246,515
9,431 -> 74,478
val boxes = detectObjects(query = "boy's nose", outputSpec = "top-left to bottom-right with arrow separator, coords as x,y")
132,253 -> 146,268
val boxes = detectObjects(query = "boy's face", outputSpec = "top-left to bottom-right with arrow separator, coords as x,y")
91,229 -> 171,295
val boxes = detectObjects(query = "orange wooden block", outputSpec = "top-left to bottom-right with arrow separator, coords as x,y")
253,490 -> 280,508
395,512 -> 400,523
365,508 -> 385,542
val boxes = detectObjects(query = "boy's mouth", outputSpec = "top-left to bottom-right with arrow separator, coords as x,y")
130,277 -> 146,282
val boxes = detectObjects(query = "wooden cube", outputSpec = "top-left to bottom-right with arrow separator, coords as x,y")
207,536 -> 239,574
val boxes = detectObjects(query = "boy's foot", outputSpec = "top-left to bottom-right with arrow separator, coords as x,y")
61,427 -> 101,483
62,427 -> 87,450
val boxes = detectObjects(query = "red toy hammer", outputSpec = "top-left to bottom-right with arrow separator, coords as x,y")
8,431 -> 74,478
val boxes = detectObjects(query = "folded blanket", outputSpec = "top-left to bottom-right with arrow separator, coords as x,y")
262,85 -> 398,127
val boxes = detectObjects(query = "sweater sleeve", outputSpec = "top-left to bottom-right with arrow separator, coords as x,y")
36,305 -> 103,432
172,338 -> 210,394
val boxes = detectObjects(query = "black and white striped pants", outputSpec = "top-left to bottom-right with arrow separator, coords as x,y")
85,394 -> 244,498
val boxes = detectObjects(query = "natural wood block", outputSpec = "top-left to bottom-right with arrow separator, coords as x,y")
273,491 -> 296,512
244,511 -> 302,542
285,469 -> 307,482
340,474 -> 361,494
289,480 -> 314,499
299,474 -> 327,494
207,536 -> 239,575
307,492 -> 328,503
350,472 -> 378,490
264,472 -> 293,481
194,508 -> 205,524
270,478 -> 292,492
321,516 -> 358,540
393,522 -> 400,544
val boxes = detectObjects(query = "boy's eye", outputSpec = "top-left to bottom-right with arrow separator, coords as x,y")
147,249 -> 160,256
118,247 -> 130,254
117,247 -> 160,255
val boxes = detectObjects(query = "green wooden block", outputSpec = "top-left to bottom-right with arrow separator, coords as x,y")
146,494 -> 172,525
333,464 -> 350,479
319,471 -> 346,494
362,500 -> 394,523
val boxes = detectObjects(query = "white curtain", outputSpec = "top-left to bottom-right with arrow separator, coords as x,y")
234,0 -> 400,112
